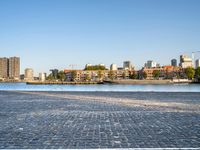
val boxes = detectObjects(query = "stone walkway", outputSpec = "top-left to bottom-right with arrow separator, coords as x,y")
0,91 -> 200,149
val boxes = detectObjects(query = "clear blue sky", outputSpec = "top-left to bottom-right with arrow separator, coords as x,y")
0,0 -> 200,75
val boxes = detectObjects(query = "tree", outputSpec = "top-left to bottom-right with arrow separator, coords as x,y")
185,67 -> 195,80
46,73 -> 54,80
98,70 -> 103,81
152,70 -> 160,79
57,71 -> 66,81
129,71 -> 137,79
122,72 -> 126,79
108,70 -> 114,80
143,72 -> 147,79
85,74 -> 91,81
85,65 -> 107,70
165,69 -> 170,79
71,71 -> 77,81
195,67 -> 200,81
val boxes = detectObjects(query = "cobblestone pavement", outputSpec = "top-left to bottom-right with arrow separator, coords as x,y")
0,91 -> 200,149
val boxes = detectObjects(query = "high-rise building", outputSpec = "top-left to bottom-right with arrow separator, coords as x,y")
39,73 -> 46,81
195,59 -> 200,69
180,55 -> 193,68
171,59 -> 177,67
110,64 -> 117,71
9,57 -> 20,80
123,61 -> 133,70
24,68 -> 34,81
0,57 -> 9,79
145,60 -> 157,68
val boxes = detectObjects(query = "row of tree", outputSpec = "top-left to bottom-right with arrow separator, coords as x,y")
151,67 -> 200,80
84,65 -> 107,71
185,67 -> 200,80
46,70 -> 66,81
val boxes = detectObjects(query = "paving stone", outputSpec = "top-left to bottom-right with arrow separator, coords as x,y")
0,91 -> 200,148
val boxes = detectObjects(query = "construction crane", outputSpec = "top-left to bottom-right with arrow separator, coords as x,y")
69,64 -> 77,70
192,51 -> 200,60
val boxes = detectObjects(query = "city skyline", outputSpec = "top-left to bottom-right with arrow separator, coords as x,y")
1,0 -> 200,74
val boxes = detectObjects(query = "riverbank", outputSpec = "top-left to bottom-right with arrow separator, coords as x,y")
26,81 -> 103,85
25,79 -> 194,85
104,79 -> 193,84
1,82 -> 200,92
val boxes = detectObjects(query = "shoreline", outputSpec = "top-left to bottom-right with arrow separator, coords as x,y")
105,79 -> 194,84
26,81 -> 103,85
0,79 -> 198,85
25,79 -> 194,85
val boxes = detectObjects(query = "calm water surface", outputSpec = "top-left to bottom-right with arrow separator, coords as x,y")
0,82 -> 200,92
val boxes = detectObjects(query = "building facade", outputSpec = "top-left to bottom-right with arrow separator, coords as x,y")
145,60 -> 157,68
110,64 -> 117,71
0,57 -> 9,79
123,61 -> 133,70
39,73 -> 46,82
9,57 -> 20,80
195,59 -> 200,69
64,69 -> 133,81
171,59 -> 177,67
0,57 -> 20,80
142,66 -> 181,80
24,68 -> 34,81
180,55 -> 193,68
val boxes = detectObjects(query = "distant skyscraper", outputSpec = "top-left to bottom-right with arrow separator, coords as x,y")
123,61 -> 133,70
24,68 -> 34,81
0,57 -> 9,79
180,55 -> 192,68
171,59 -> 177,67
9,57 -> 20,80
145,60 -> 157,68
195,59 -> 200,69
39,73 -> 46,81
110,64 -> 117,71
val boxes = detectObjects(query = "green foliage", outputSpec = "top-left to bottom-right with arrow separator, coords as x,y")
85,74 -> 91,81
129,71 -> 137,79
46,73 -> 54,80
176,72 -> 180,79
47,71 -> 66,81
152,70 -> 160,79
108,70 -> 114,80
98,70 -> 103,80
57,71 -> 66,81
143,72 -> 147,79
185,67 -> 195,79
195,67 -> 200,80
85,65 -> 106,70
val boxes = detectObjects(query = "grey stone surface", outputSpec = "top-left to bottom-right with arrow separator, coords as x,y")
0,91 -> 200,148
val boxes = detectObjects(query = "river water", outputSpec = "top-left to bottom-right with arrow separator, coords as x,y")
0,82 -> 199,92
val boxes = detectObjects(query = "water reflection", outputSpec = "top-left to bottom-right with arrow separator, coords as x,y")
0,82 -> 199,92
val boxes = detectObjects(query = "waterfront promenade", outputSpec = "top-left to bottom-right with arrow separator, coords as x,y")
0,91 -> 200,148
